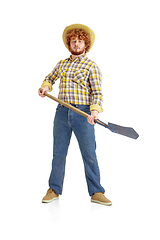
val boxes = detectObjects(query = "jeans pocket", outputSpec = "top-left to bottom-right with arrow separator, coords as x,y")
56,104 -> 63,111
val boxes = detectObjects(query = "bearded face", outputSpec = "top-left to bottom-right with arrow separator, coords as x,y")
69,37 -> 86,55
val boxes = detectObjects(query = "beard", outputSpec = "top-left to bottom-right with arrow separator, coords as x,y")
69,46 -> 86,55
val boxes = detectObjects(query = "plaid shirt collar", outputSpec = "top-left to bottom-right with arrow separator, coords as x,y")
68,54 -> 87,61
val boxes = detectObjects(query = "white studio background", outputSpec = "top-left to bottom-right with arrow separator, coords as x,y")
0,0 -> 160,239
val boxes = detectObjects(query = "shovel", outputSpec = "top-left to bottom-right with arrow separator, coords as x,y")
39,88 -> 139,140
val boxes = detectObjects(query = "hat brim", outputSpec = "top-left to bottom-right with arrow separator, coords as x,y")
62,24 -> 95,53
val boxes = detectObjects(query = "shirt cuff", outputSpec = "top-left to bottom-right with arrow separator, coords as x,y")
90,105 -> 104,113
41,81 -> 53,92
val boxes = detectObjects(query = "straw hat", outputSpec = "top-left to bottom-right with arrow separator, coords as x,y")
62,23 -> 95,53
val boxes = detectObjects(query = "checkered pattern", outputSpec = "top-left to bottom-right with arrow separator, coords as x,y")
41,54 -> 103,112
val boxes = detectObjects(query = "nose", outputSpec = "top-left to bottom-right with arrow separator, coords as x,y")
75,40 -> 79,46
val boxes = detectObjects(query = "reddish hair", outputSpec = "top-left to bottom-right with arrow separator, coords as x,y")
66,29 -> 91,53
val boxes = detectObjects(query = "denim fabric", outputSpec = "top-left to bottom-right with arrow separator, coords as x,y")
49,104 -> 105,196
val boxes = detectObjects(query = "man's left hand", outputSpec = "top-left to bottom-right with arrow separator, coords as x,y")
87,110 -> 99,125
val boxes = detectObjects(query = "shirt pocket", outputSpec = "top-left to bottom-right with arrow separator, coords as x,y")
74,70 -> 85,82
74,70 -> 90,89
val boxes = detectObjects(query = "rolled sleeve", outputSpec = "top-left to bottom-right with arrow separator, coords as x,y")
41,61 -> 62,92
89,64 -> 103,113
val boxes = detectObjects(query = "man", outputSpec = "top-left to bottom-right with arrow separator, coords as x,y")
38,24 -> 112,206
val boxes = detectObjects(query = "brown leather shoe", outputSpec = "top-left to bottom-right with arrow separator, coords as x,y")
42,188 -> 59,203
91,192 -> 112,206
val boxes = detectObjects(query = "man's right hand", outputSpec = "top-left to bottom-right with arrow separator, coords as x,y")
38,86 -> 49,98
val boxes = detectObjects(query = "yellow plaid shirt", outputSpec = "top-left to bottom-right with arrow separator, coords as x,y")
41,54 -> 103,113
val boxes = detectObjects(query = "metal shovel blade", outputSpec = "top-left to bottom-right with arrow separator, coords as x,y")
95,119 -> 139,139
108,122 -> 139,139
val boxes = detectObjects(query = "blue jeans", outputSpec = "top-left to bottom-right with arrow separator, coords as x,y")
49,104 -> 105,196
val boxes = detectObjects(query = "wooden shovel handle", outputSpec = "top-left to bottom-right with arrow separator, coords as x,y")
39,88 -> 89,119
